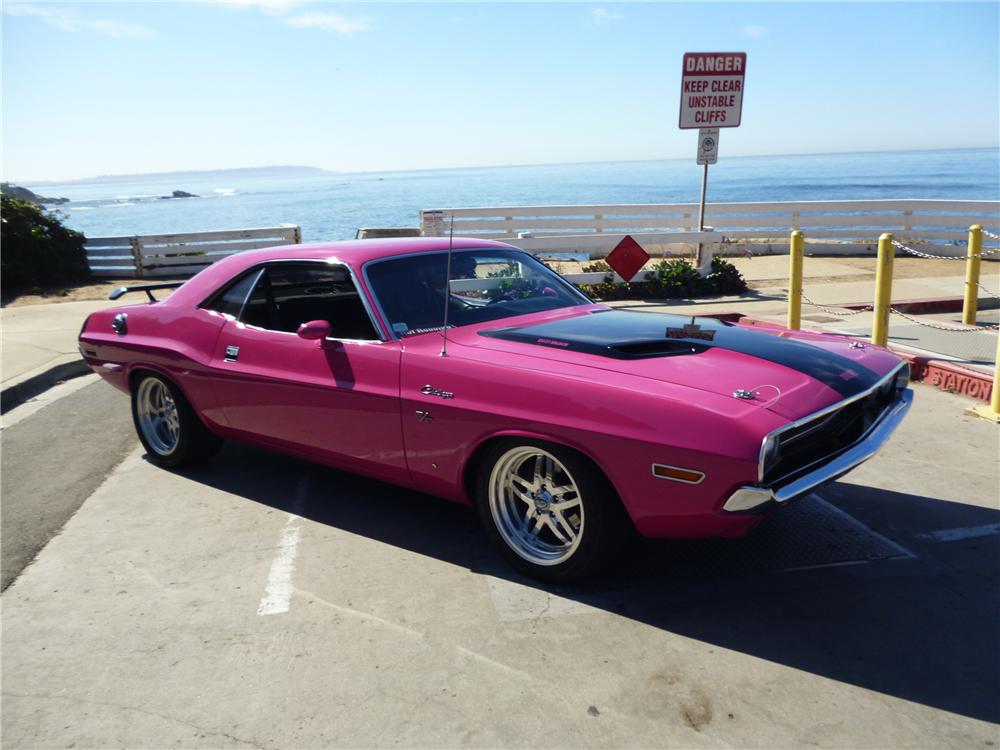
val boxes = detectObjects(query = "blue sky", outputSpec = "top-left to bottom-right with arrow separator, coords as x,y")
2,1 -> 998,181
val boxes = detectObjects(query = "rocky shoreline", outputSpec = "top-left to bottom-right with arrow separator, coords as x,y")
0,183 -> 69,205
1,183 -> 199,206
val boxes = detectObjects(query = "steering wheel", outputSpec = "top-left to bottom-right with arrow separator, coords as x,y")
486,292 -> 516,305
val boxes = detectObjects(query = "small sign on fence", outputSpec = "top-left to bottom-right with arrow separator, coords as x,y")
679,52 -> 746,129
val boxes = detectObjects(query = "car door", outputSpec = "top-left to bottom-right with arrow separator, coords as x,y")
205,261 -> 407,481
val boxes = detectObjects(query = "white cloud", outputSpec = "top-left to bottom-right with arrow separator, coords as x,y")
211,1 -> 370,34
283,12 -> 370,34
742,25 -> 767,37
212,0 -> 301,17
2,3 -> 153,39
591,8 -> 623,26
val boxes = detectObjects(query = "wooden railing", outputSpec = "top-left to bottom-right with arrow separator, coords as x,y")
420,200 -> 1000,257
85,225 -> 302,278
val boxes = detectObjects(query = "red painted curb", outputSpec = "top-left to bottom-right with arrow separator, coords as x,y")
888,348 -> 994,403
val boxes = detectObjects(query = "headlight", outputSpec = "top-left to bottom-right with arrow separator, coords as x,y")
895,363 -> 910,392
760,433 -> 781,478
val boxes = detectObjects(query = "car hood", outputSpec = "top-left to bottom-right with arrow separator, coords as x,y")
459,309 -> 900,420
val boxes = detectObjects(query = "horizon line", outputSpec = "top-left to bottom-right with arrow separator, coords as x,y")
13,144 -> 998,185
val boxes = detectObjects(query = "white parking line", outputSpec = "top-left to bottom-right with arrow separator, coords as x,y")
256,475 -> 308,616
915,523 -> 1000,543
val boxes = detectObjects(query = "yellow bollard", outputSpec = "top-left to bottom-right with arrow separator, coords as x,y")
962,225 -> 982,326
968,333 -> 1000,423
787,230 -> 804,330
871,233 -> 894,347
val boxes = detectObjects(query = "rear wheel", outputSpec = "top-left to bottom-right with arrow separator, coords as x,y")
131,373 -> 221,468
475,440 -> 627,583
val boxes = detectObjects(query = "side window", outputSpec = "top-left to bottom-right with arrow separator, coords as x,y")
201,269 -> 261,318
240,264 -> 380,341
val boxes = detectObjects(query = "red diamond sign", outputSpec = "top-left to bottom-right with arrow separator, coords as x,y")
605,235 -> 650,282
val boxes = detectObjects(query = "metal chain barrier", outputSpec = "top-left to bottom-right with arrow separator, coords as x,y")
887,306 -> 999,332
980,227 -> 1000,256
890,238 -> 966,260
800,291 -> 872,316
800,291 -> 998,331
978,282 -> 1000,300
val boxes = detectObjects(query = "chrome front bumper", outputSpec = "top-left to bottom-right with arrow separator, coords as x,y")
723,388 -> 914,513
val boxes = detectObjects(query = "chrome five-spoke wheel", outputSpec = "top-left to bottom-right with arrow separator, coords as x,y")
488,447 -> 585,566
130,373 -> 222,468
135,377 -> 180,455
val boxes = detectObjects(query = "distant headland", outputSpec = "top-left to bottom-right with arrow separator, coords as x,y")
22,165 -> 333,187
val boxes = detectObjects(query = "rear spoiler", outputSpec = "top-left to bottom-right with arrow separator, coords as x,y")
108,282 -> 184,302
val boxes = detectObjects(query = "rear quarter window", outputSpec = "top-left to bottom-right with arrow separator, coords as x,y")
200,270 -> 261,318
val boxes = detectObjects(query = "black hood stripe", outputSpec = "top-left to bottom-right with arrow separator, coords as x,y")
479,311 -> 880,398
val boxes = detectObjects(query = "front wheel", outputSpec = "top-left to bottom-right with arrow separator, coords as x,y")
131,373 -> 221,468
475,440 -> 627,583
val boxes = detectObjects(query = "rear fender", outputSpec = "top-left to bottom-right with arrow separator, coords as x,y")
126,364 -> 226,433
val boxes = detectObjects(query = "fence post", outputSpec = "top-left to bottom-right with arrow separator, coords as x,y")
129,236 -> 144,278
787,230 -> 804,330
962,225 -> 982,326
871,233 -> 894,347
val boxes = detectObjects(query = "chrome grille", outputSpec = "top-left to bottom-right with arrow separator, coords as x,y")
761,364 -> 907,486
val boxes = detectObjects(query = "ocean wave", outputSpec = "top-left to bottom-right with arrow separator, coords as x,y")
214,188 -> 237,196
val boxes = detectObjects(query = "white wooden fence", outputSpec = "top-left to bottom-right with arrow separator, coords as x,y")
420,200 -> 1000,258
85,225 -> 301,278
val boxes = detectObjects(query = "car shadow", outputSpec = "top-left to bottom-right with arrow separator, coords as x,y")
166,441 -> 1000,724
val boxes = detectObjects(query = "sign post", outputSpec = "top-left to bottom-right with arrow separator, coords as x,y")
696,127 -> 719,231
679,52 -> 746,232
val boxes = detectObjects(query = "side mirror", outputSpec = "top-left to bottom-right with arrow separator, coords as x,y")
297,319 -> 331,341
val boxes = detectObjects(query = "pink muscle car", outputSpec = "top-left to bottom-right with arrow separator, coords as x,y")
79,238 -> 912,581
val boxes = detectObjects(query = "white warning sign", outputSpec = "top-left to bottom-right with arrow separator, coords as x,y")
679,52 -> 746,129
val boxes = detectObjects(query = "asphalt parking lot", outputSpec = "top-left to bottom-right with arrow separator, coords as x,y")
2,377 -> 998,749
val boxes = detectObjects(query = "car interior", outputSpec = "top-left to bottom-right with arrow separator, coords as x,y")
205,263 -> 380,341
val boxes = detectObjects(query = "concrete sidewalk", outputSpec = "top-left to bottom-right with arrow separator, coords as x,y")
1,299 -> 119,410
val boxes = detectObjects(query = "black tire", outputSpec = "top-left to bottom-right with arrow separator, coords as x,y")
130,372 -> 222,468
474,438 -> 628,583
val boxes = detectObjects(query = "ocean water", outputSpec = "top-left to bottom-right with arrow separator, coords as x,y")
26,148 -> 1000,243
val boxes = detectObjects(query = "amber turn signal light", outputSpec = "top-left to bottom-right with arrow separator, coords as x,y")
651,464 -> 705,484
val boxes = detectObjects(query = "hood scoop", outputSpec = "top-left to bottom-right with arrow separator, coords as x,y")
481,312 -> 715,360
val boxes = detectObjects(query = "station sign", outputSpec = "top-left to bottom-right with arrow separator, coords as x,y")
697,128 -> 719,165
679,52 -> 746,129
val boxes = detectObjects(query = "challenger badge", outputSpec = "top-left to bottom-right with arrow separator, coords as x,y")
666,320 -> 715,341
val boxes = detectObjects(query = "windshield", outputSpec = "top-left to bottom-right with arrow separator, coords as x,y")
365,248 -> 591,338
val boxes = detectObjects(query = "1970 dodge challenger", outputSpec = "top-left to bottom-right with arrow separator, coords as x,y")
79,238 -> 912,581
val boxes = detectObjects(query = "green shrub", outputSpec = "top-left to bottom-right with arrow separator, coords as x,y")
578,256 -> 746,301
581,260 -> 611,273
1,194 -> 89,296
